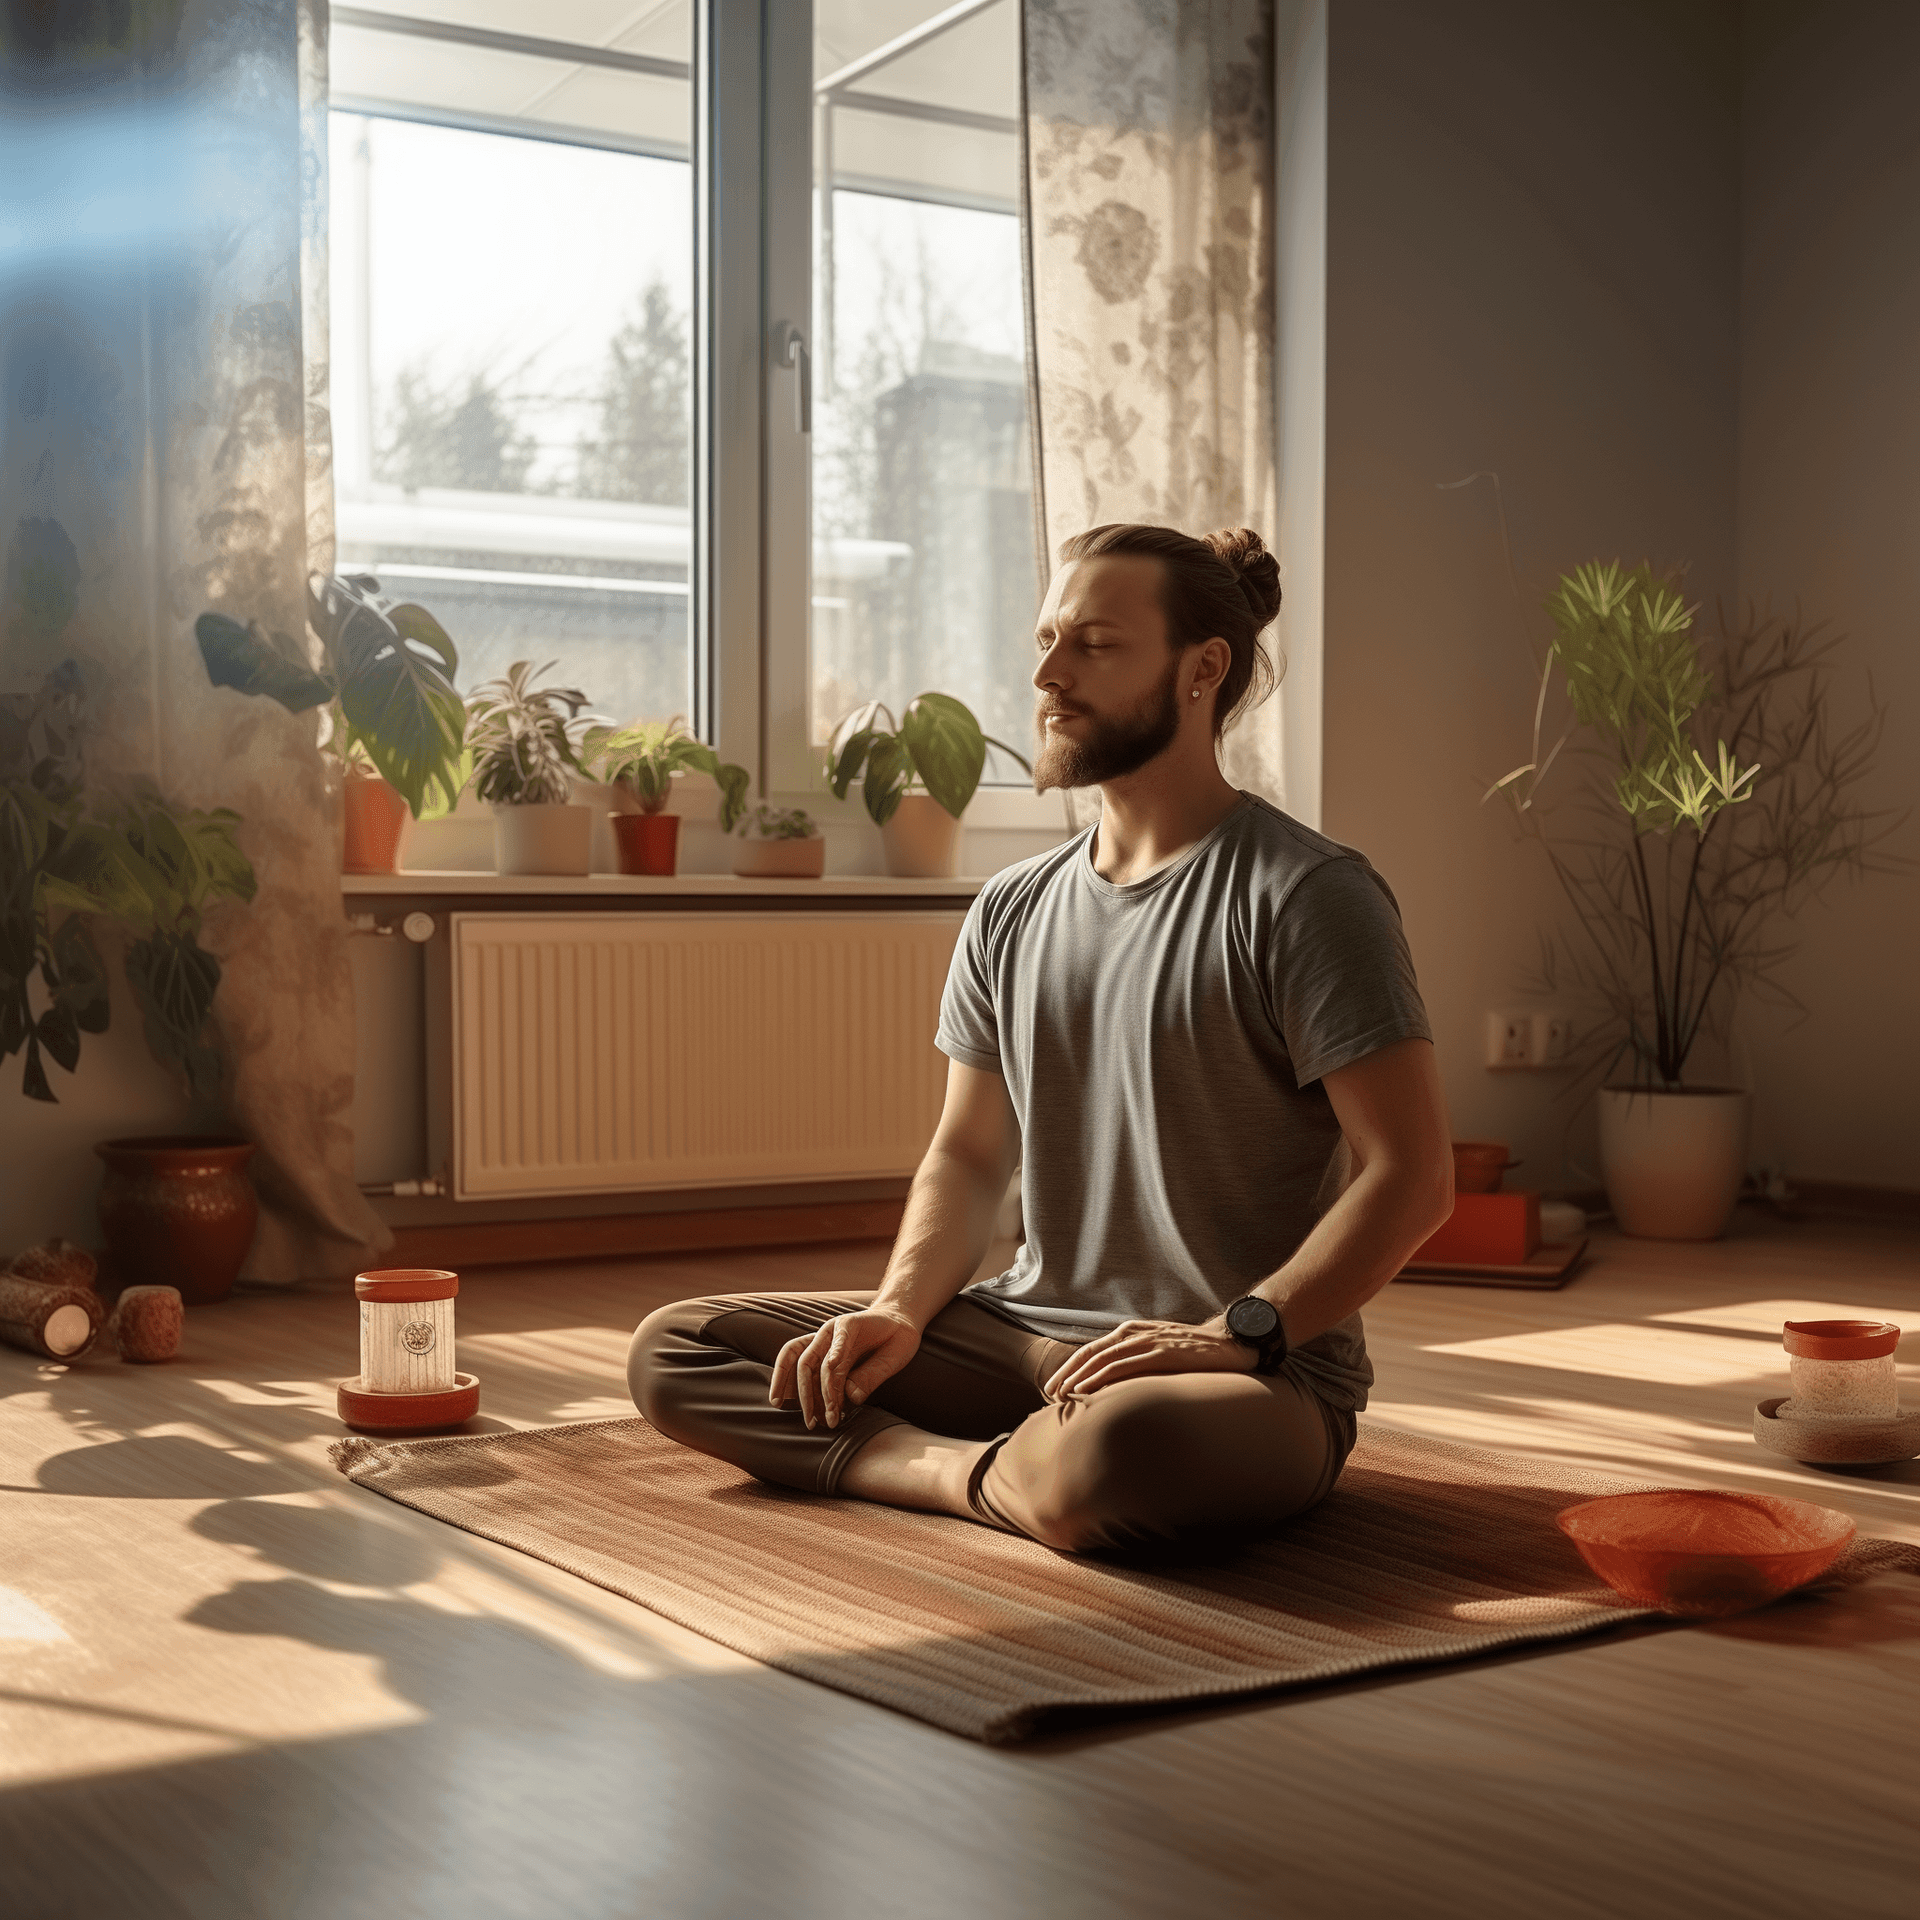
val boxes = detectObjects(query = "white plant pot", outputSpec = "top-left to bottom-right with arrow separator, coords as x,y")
881,794 -> 961,878
732,836 -> 827,879
1597,1086 -> 1750,1241
492,803 -> 594,876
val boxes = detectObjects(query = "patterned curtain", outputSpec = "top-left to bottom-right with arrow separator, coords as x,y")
0,0 -> 386,1281
1021,0 -> 1283,805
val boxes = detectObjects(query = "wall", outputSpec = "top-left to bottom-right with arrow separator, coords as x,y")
1734,0 -> 1920,1189
1319,0 -> 1743,1191
1273,0 -> 1329,829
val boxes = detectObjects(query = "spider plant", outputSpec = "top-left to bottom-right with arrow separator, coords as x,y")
464,660 -> 599,806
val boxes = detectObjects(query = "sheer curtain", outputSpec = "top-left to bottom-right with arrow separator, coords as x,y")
1020,0 -> 1283,808
1,0 -> 385,1280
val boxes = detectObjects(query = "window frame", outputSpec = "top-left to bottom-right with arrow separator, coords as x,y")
329,1 -> 1063,831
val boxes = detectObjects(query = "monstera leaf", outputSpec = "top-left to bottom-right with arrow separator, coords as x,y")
195,612 -> 336,713
197,575 -> 468,819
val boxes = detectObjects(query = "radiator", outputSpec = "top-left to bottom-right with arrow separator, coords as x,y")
435,911 -> 964,1200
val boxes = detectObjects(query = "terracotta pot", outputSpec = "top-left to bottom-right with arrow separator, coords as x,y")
493,802 -> 593,876
1598,1087 -> 1750,1240
341,773 -> 411,874
732,835 -> 826,879
881,794 -> 961,878
612,811 -> 681,876
1451,1140 -> 1516,1195
95,1136 -> 258,1305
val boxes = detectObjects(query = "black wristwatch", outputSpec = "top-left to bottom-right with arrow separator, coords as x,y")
1224,1294 -> 1290,1374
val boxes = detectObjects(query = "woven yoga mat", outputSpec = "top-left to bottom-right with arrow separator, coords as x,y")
330,1417 -> 1915,1743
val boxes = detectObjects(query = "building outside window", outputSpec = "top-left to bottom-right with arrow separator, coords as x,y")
328,1 -> 1040,791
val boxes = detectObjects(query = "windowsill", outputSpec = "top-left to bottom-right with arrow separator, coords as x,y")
339,870 -> 986,899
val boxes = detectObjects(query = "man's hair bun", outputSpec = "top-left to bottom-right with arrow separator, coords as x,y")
1202,527 -> 1282,629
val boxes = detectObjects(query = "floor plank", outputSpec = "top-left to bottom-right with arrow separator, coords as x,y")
3,1213 -> 1917,1919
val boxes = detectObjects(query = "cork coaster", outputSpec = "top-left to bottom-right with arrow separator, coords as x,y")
1753,1396 -> 1920,1466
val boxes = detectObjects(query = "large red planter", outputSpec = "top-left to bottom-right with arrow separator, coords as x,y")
342,773 -> 410,873
611,811 -> 681,876
95,1136 -> 258,1305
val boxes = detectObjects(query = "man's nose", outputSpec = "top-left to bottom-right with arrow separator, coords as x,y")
1033,640 -> 1069,692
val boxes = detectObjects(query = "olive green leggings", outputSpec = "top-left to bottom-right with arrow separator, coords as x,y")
628,1289 -> 1355,1555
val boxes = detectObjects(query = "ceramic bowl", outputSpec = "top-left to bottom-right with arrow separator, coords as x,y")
1555,1488 -> 1855,1617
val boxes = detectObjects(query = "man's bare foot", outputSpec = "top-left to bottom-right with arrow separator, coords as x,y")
837,1423 -> 989,1520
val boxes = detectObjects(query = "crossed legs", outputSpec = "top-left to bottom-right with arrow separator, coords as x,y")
629,1289 -> 1353,1554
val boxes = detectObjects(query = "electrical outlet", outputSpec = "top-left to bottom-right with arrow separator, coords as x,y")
1531,1010 -> 1573,1065
1485,1010 -> 1532,1068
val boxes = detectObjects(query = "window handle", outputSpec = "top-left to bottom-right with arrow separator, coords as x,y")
776,321 -> 811,434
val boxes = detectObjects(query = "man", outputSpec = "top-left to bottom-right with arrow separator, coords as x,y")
629,522 -> 1453,1554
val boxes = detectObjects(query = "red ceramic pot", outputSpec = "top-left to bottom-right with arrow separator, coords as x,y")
611,811 -> 681,876
95,1136 -> 258,1305
1451,1140 -> 1516,1194
342,773 -> 410,873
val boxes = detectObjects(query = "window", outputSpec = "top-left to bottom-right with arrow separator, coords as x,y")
330,2 -> 1045,811
807,1 -> 1036,759
328,5 -> 694,726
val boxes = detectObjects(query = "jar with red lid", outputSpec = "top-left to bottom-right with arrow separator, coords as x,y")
1782,1319 -> 1901,1418
357,1269 -> 458,1395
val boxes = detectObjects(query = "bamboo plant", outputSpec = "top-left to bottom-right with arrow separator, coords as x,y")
1488,559 -> 1901,1091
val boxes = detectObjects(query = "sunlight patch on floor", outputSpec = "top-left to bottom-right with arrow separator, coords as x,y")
0,1586 -> 69,1643
1421,1323 -> 1778,1386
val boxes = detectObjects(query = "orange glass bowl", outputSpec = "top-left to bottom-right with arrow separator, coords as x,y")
1555,1489 -> 1855,1617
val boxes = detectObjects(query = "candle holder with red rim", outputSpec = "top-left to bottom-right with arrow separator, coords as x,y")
337,1268 -> 480,1433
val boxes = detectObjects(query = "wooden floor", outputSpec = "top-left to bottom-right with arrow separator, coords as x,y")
3,1212 -> 1917,1920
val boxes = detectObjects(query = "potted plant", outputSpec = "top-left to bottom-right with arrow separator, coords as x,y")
1488,560 -> 1900,1238
2,660 -> 256,1103
824,693 -> 1030,878
732,803 -> 826,880
195,572 -> 467,874
583,717 -> 749,877
465,661 -> 602,876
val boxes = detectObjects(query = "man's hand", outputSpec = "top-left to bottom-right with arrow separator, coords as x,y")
770,1308 -> 923,1430
1042,1317 -> 1256,1402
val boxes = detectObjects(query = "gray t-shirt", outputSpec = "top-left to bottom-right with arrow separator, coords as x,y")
935,794 -> 1431,1413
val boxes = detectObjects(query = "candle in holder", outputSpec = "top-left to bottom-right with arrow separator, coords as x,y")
338,1268 -> 480,1434
1782,1319 -> 1900,1419
359,1268 -> 458,1392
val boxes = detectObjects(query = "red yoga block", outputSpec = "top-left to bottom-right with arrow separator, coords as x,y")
1413,1191 -> 1542,1265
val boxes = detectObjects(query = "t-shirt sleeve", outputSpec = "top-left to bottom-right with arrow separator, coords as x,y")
1270,858 -> 1432,1087
935,889 -> 1002,1071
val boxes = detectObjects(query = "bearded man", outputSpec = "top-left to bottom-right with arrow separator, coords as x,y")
628,523 -> 1453,1553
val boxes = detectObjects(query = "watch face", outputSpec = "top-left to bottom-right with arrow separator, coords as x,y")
1226,1295 -> 1280,1342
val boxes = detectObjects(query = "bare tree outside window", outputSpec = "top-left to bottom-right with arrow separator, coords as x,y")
574,280 -> 691,509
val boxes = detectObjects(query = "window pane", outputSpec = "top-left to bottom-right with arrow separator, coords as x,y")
810,0 -> 1039,769
328,9 -> 693,729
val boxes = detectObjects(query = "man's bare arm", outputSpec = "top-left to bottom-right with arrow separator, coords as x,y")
1044,1037 -> 1452,1399
770,1059 -> 1019,1427
1249,1035 -> 1454,1344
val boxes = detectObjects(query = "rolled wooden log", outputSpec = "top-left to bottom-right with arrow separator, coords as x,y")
5,1238 -> 98,1292
112,1285 -> 185,1364
0,1275 -> 104,1360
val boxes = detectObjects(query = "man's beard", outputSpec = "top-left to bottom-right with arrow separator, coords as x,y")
1032,656 -> 1183,792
